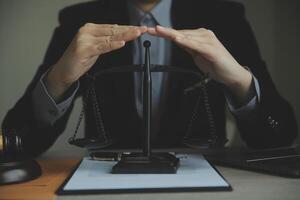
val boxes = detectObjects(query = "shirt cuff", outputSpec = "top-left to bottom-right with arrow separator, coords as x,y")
32,71 -> 79,125
225,73 -> 261,120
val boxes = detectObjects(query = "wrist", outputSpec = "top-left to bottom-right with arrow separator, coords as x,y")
224,65 -> 253,105
45,66 -> 73,102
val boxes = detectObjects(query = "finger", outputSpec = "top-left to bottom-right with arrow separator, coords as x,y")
149,26 -> 213,42
154,26 -> 182,40
179,34 -> 210,44
149,25 -> 185,41
82,23 -> 147,37
148,26 -> 207,55
147,27 -> 158,35
77,27 -> 145,45
92,27 -> 145,37
105,26 -> 147,37
174,37 -> 208,54
179,28 -> 208,34
179,30 -> 207,38
110,28 -> 144,42
87,28 -> 143,47
93,40 -> 126,56
88,23 -> 146,31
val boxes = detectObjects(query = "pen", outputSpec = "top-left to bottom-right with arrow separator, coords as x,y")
90,152 -> 126,161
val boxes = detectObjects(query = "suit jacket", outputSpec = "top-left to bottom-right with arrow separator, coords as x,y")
2,0 -> 298,156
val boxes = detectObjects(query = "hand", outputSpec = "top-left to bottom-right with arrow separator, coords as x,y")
148,25 -> 253,104
47,23 -> 147,101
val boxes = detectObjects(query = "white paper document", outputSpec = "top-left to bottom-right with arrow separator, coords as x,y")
61,154 -> 230,192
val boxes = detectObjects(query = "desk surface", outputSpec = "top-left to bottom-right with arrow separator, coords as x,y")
1,158 -> 300,200
0,159 -> 80,200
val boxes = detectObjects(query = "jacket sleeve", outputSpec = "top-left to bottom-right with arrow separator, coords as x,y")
1,25 -> 77,157
222,3 -> 298,149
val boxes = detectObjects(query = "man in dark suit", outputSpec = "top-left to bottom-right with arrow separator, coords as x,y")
2,0 -> 298,156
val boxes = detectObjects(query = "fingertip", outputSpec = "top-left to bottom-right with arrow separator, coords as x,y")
114,40 -> 125,47
119,40 -> 125,46
147,27 -> 157,35
140,25 -> 148,32
156,25 -> 167,31
135,26 -> 147,35
133,29 -> 142,37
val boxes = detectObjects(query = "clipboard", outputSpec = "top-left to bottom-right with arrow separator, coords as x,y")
57,154 -> 232,195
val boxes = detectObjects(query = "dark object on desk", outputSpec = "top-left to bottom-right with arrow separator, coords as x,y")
0,129 -> 41,185
112,152 -> 180,174
112,41 -> 180,174
205,146 -> 300,178
0,160 -> 41,185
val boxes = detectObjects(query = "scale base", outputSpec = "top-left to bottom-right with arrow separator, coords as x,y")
112,152 -> 180,174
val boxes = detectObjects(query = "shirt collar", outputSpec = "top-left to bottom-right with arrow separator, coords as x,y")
127,0 -> 172,27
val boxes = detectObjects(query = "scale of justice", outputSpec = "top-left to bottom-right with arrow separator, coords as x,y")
112,41 -> 180,174
69,40 -> 220,174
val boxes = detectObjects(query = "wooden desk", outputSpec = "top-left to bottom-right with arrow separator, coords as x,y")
0,159 -> 80,200
1,158 -> 300,200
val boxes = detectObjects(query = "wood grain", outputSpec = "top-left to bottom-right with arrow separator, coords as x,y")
0,159 -> 80,200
